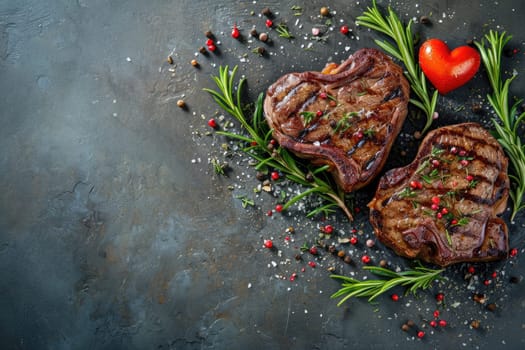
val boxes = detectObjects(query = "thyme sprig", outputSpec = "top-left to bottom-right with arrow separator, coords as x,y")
357,0 -> 438,134
330,264 -> 444,306
204,66 -> 353,220
475,30 -> 525,220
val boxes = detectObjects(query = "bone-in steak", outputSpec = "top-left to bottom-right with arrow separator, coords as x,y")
368,123 -> 510,266
264,48 -> 410,192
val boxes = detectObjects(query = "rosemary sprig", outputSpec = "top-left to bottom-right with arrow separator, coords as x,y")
330,265 -> 444,306
357,0 -> 438,134
276,23 -> 294,39
204,66 -> 353,220
475,30 -> 525,220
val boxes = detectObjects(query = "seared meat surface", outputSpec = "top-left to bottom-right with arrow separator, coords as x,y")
264,48 -> 410,192
368,123 -> 510,266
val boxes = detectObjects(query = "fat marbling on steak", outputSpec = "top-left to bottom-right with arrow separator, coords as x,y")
368,123 -> 510,266
264,48 -> 410,192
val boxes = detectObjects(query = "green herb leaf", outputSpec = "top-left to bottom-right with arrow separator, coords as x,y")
276,23 -> 294,39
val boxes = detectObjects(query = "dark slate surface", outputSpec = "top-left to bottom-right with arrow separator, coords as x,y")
1,0 -> 525,349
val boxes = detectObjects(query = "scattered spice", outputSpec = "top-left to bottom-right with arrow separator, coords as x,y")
471,320 -> 481,329
261,7 -> 272,17
420,15 -> 431,25
231,25 -> 240,39
486,303 -> 497,312
207,118 -> 217,128
259,32 -> 269,42
204,30 -> 214,39
167,55 -> 174,64
177,99 -> 186,109
320,6 -> 330,17
191,59 -> 199,67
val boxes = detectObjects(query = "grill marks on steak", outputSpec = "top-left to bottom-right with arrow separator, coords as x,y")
368,123 -> 510,266
264,48 -> 410,192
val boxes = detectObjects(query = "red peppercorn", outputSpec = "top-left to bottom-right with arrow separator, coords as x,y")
429,320 -> 437,328
460,159 -> 469,166
340,25 -> 349,35
265,19 -> 273,28
275,204 -> 283,212
270,139 -> 277,145
510,248 -> 518,257
207,118 -> 217,128
264,239 -> 273,249
466,175 -> 474,181
316,110 -> 323,117
251,140 -> 258,146
410,180 -> 423,189
451,219 -> 458,225
206,38 -> 214,46
433,310 -> 440,318
438,320 -> 447,327
468,266 -> 475,274
436,293 -> 444,302
391,294 -> 399,301
266,210 -> 273,216
431,196 -> 440,205
309,246 -> 318,255
207,44 -> 217,52
323,224 -> 334,234
431,203 -> 439,211
441,207 -> 449,215
459,150 -> 467,157
355,130 -> 364,140
319,92 -> 327,99
350,236 -> 358,245
491,271 -> 498,279
436,212 -> 443,219
450,146 -> 458,154
289,273 -> 297,281
417,331 -> 425,339
431,159 -> 440,167
271,171 -> 280,181
308,261 -> 316,268
361,255 -> 371,264
483,279 -> 490,286
231,25 -> 240,39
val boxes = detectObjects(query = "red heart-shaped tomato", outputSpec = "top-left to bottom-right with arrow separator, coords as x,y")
419,39 -> 480,95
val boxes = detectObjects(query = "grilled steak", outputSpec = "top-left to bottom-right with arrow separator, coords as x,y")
264,48 -> 410,192
368,123 -> 510,266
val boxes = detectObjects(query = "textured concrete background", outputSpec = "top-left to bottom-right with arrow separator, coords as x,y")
1,0 -> 524,349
